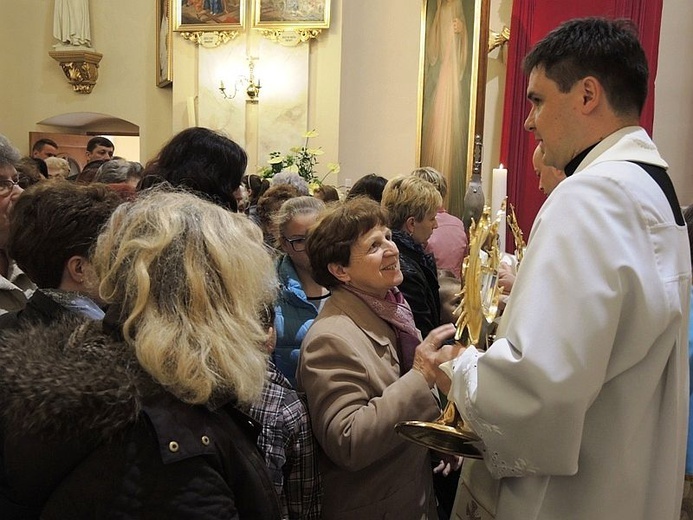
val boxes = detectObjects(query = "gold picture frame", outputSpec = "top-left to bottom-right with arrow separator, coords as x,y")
173,0 -> 246,32
418,0 -> 490,218
252,0 -> 330,29
156,0 -> 173,87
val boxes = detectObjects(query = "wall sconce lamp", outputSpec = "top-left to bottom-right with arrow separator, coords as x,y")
219,56 -> 262,104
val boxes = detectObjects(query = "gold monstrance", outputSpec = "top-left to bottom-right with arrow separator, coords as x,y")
395,205 -> 505,458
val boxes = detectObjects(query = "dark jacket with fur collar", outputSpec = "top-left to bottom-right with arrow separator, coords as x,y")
392,230 -> 441,338
0,315 -> 280,519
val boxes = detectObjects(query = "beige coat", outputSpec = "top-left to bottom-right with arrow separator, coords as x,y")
0,261 -> 35,316
297,287 -> 440,519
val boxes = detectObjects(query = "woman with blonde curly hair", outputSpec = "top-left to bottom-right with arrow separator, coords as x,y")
0,190 -> 281,518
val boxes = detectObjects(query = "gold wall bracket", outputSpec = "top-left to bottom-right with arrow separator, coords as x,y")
489,25 -> 510,53
180,30 -> 239,47
259,28 -> 322,46
49,49 -> 103,94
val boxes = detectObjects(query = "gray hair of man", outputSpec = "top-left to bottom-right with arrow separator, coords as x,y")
0,134 -> 21,168
94,159 -> 144,184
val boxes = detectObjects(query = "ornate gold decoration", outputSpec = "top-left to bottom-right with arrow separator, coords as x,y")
180,30 -> 239,47
49,50 -> 103,94
259,28 -> 322,46
488,25 -> 510,53
455,207 -> 503,345
395,205 -> 504,458
506,201 -> 526,264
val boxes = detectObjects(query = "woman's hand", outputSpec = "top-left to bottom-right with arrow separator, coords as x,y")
412,324 -> 463,389
498,262 -> 516,295
432,452 -> 464,476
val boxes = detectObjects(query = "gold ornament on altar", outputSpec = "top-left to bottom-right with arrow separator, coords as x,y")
506,200 -> 526,264
395,199 -> 527,456
395,205 -> 506,458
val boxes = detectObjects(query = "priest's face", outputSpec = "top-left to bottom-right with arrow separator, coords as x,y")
524,67 -> 583,171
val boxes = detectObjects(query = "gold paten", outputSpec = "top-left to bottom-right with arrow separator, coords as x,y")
49,49 -> 103,94
395,206 -> 504,458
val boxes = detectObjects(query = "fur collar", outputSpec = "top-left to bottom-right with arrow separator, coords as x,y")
0,315 -> 157,441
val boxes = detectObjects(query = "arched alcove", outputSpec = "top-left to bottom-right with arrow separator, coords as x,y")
32,112 -> 141,168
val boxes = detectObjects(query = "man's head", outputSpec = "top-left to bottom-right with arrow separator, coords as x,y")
32,138 -> 59,160
86,136 -> 115,161
523,18 -> 648,170
532,144 -> 566,196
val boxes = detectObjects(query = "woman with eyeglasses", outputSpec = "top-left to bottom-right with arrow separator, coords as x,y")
0,134 -> 34,316
272,196 -> 327,386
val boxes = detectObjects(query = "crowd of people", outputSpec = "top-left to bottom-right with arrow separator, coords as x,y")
0,16 -> 690,520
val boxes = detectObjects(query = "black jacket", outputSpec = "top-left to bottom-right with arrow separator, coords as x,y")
0,315 -> 280,519
0,290 -> 68,331
392,230 -> 441,338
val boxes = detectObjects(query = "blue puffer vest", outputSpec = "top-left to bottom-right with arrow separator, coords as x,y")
273,255 -> 322,386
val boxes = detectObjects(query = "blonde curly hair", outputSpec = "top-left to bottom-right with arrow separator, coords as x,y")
381,175 -> 442,230
92,190 -> 277,405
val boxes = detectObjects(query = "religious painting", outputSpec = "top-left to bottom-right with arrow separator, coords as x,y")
156,0 -> 173,87
252,0 -> 330,28
174,0 -> 245,32
418,0 -> 490,218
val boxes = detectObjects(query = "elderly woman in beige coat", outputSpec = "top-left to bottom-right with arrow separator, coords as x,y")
297,197 -> 459,519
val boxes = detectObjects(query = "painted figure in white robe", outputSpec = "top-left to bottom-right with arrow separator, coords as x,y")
445,18 -> 690,520
158,0 -> 169,84
53,0 -> 91,47
421,0 -> 468,217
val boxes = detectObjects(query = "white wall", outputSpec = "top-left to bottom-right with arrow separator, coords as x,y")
653,0 -> 693,205
335,0 -> 692,205
0,0 -> 173,162
336,0 -> 512,197
1,0 -> 689,204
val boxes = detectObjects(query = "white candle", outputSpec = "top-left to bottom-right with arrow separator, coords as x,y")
491,164 -> 508,253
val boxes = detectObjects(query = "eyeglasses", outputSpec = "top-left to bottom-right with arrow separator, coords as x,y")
283,235 -> 307,253
0,179 -> 20,198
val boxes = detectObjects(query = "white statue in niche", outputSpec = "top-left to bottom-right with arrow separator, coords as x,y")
53,0 -> 92,48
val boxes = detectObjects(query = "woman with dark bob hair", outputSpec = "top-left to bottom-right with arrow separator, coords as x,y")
0,190 -> 280,518
140,127 -> 247,211
297,196 -> 460,519
346,173 -> 388,203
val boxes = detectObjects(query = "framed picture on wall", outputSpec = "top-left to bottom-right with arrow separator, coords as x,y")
174,0 -> 245,32
252,0 -> 331,29
418,0 -> 490,218
156,0 -> 173,87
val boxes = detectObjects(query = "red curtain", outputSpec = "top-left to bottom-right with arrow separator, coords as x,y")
499,0 -> 663,250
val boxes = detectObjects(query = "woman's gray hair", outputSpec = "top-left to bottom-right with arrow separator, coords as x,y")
272,171 -> 310,195
0,134 -> 21,168
94,159 -> 144,184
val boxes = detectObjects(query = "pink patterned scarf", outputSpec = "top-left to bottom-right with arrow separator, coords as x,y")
343,285 -> 422,375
